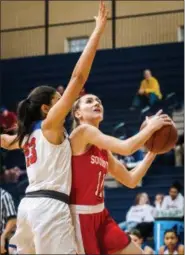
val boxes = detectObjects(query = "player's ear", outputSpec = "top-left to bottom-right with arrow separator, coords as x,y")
74,109 -> 82,120
41,104 -> 50,116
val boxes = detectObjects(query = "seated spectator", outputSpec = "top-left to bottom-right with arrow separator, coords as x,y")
56,85 -> 65,96
119,192 -> 156,233
0,150 -> 6,180
159,229 -> 184,255
130,229 -> 154,254
161,182 -> 184,214
0,107 -> 17,134
131,69 -> 162,110
3,167 -> 26,184
154,193 -> 164,210
174,133 -> 184,167
0,188 -> 17,254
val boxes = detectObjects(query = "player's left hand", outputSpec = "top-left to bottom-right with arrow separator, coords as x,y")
94,0 -> 109,34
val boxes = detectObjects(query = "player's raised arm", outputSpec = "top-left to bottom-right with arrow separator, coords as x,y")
43,1 -> 108,129
72,114 -> 172,156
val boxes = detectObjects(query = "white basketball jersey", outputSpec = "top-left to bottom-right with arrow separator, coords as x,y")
24,121 -> 72,195
164,247 -> 178,255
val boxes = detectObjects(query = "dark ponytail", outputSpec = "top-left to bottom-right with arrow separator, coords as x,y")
16,99 -> 32,146
13,86 -> 56,147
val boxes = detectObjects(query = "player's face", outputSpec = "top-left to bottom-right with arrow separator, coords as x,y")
51,92 -> 61,106
130,235 -> 142,246
169,187 -> 178,200
41,92 -> 61,116
164,232 -> 178,248
77,95 -> 104,124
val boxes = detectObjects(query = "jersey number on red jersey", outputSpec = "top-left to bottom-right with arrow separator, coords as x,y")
95,171 -> 106,198
24,137 -> 37,167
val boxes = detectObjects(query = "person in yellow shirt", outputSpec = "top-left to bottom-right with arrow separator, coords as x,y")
131,70 -> 162,110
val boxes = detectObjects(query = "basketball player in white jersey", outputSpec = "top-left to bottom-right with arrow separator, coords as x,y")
0,2 -> 108,254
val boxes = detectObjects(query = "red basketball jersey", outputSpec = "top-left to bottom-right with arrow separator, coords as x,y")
70,145 -> 108,205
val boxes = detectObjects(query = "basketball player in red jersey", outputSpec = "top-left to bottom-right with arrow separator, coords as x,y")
70,94 -> 172,254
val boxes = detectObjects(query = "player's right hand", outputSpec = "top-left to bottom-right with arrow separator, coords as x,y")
94,0 -> 109,34
146,110 -> 172,132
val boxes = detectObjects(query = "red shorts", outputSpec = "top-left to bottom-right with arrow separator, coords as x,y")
73,208 -> 131,255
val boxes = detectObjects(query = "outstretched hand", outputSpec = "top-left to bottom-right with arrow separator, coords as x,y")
94,0 -> 109,34
145,109 -> 172,132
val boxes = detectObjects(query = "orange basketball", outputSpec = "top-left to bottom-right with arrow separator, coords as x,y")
140,117 -> 178,154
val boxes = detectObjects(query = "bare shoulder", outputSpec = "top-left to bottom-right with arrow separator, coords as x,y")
70,124 -> 92,155
70,124 -> 95,140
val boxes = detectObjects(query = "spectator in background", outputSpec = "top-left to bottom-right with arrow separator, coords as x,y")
131,69 -> 162,110
0,188 -> 17,254
161,182 -> 184,213
154,193 -> 164,210
3,167 -> 25,184
119,192 -> 156,233
159,229 -> 184,255
56,85 -> 65,96
175,133 -> 184,167
130,229 -> 154,255
0,107 -> 17,134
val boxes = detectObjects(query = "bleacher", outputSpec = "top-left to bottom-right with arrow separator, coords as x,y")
2,42 -> 184,135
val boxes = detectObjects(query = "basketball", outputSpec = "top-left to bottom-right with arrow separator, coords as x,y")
140,116 -> 178,154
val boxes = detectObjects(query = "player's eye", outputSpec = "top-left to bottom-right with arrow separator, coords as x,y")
86,98 -> 93,103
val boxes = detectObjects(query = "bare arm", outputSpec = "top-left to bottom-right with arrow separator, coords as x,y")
161,197 -> 168,210
0,134 -> 19,150
0,218 -> 16,254
43,2 -> 108,129
72,111 -> 171,156
108,151 -> 156,188
1,218 -> 16,239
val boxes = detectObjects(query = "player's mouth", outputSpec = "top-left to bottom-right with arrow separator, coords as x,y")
93,108 -> 101,113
